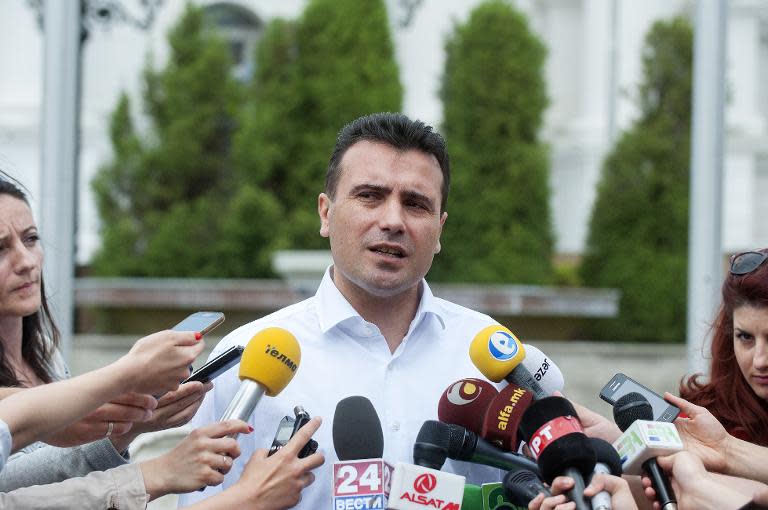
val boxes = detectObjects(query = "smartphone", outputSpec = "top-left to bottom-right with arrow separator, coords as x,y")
268,406 -> 318,458
172,311 -> 225,336
599,373 -> 680,422
182,345 -> 243,384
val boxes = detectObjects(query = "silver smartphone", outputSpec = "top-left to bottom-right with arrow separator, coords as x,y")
171,311 -> 225,336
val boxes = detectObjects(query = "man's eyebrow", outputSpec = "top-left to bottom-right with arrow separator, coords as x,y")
348,184 -> 391,196
400,190 -> 435,208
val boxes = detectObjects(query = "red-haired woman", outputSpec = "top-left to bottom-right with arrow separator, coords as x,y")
680,249 -> 768,446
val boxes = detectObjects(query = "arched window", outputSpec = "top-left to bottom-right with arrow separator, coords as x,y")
203,2 -> 263,81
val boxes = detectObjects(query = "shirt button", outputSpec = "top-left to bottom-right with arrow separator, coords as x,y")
391,421 -> 400,431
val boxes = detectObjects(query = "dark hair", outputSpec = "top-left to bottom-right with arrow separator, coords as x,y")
0,173 -> 59,386
325,112 -> 451,212
680,247 -> 768,446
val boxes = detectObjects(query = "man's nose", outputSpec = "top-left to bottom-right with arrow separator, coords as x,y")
378,200 -> 405,232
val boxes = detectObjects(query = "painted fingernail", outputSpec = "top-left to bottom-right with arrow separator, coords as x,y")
248,426 -> 254,433
195,332 -> 202,340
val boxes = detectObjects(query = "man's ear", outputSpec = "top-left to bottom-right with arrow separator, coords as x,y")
435,211 -> 447,254
318,193 -> 331,238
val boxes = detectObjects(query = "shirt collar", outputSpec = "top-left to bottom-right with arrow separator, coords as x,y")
315,266 -> 447,334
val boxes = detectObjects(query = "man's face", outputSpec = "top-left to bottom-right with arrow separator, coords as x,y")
318,140 -> 447,300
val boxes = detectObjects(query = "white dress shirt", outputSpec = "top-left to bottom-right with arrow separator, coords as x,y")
0,419 -> 9,472
178,268 -> 503,508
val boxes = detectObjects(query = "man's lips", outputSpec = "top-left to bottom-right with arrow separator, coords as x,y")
368,244 -> 407,258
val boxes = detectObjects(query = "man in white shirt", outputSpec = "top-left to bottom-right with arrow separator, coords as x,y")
179,112 -> 506,508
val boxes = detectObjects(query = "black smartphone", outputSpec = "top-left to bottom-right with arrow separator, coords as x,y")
599,373 -> 680,422
172,311 -> 225,336
268,406 -> 318,458
182,345 -> 243,384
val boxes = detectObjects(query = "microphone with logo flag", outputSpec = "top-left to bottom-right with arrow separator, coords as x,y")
387,462 -> 465,510
480,383 -> 534,452
218,327 -> 300,437
520,344 -> 564,397
438,378 -> 499,433
332,396 -> 393,510
612,393 -> 682,510
518,397 -> 596,510
469,325 -> 547,399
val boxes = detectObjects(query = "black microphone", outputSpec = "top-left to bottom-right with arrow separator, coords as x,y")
415,420 -> 539,473
332,395 -> 384,460
331,396 -> 392,509
502,468 -> 551,507
519,396 -> 596,510
587,438 -> 623,510
613,393 -> 677,510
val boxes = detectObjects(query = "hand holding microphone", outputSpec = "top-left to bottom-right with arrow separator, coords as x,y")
519,396 -> 596,510
612,393 -> 682,510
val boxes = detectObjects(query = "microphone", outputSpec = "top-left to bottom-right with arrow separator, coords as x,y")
332,396 -> 393,510
218,327 -> 300,435
502,468 -> 551,508
461,484 -> 483,510
612,393 -> 682,510
587,438 -> 623,510
469,325 -> 546,399
387,462 -> 465,510
518,396 -> 596,510
521,344 -> 564,396
479,383 -> 533,451
416,420 -> 539,473
438,378 -> 499,433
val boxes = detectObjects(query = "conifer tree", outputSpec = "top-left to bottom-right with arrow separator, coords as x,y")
91,4 -> 239,276
430,0 -> 553,283
581,17 -> 693,342
288,0 -> 403,247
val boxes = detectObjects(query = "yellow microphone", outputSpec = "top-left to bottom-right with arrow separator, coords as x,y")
469,324 -> 546,399
219,327 -> 301,432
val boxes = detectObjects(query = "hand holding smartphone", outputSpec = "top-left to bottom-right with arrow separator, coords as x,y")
172,311 -> 225,336
599,373 -> 680,422
182,346 -> 243,384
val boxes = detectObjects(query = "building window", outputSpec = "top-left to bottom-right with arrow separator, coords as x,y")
203,2 -> 262,82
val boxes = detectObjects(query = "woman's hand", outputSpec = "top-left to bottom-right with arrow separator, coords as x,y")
140,419 -> 250,500
121,330 -> 204,395
108,381 -> 212,453
663,392 -> 730,473
527,476 -> 576,510
228,416 -> 325,510
45,392 -> 156,447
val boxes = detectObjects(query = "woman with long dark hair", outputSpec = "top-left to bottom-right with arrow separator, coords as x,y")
0,173 -> 211,490
680,248 -> 768,445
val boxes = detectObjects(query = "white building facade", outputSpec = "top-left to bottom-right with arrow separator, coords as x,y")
1,0 -> 767,263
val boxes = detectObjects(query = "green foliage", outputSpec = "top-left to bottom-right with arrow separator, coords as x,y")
234,0 -> 402,251
580,17 -> 693,343
91,4 -> 246,276
430,0 -> 553,283
94,1 -> 404,277
290,0 -> 402,247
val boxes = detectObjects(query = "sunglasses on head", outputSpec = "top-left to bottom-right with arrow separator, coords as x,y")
729,251 -> 768,276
